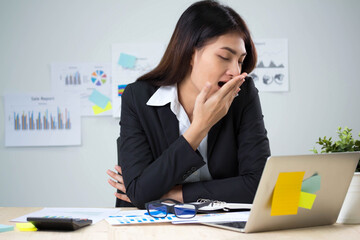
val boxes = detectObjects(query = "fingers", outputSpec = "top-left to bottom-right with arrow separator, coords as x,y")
115,192 -> 131,203
107,165 -> 131,203
107,166 -> 126,191
107,169 -> 123,183
196,81 -> 211,105
219,73 -> 247,98
114,165 -> 122,175
108,178 -> 126,193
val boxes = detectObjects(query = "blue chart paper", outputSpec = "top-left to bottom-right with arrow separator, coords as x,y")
118,53 -> 137,69
88,89 -> 110,109
106,210 -> 176,225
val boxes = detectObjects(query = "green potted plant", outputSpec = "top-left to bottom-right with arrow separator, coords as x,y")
312,127 -> 360,224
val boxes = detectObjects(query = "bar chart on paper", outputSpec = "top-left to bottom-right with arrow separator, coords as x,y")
4,94 -> 81,147
13,108 -> 71,131
64,71 -> 81,85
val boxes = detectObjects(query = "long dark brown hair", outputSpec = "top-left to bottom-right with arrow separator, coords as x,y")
137,0 -> 257,86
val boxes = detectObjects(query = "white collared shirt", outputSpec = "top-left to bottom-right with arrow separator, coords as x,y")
146,84 -> 212,183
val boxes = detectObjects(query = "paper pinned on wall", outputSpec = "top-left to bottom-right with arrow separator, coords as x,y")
271,171 -> 305,216
111,43 -> 166,118
51,63 -> 112,116
118,53 -> 137,69
92,101 -> 112,115
250,39 -> 289,92
4,93 -> 81,147
298,192 -> 317,210
301,173 -> 321,194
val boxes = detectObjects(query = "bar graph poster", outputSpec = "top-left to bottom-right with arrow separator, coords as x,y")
4,94 -> 81,147
51,63 -> 112,116
249,39 -> 289,92
111,43 -> 166,118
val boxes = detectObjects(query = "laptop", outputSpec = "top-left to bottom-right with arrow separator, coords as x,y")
202,152 -> 360,233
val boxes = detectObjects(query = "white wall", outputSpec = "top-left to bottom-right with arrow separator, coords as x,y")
1,0 -> 359,207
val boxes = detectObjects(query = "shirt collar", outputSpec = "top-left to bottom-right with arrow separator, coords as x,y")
147,84 -> 189,126
146,84 -> 177,107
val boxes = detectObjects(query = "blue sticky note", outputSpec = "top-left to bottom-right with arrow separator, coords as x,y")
0,224 -> 14,233
88,89 -> 110,109
301,173 -> 321,194
118,53 -> 137,69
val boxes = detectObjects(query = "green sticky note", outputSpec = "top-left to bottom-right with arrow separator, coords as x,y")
301,174 -> 321,194
299,192 -> 317,209
0,224 -> 14,233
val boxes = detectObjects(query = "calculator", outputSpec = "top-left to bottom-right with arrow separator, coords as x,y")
27,217 -> 92,231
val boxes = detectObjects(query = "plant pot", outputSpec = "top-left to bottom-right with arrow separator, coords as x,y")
337,172 -> 360,224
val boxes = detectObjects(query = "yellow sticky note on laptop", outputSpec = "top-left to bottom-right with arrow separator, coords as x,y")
299,191 -> 317,209
271,171 -> 305,216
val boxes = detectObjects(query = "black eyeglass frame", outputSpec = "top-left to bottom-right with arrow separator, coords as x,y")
145,198 -> 213,219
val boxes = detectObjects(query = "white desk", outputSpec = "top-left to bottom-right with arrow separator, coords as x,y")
1,207 -> 360,240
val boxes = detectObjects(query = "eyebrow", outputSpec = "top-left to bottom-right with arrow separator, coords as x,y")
220,47 -> 247,57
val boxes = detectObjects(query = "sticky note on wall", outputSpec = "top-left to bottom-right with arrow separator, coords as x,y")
92,101 -> 112,115
271,171 -> 305,216
88,89 -> 111,109
118,53 -> 136,69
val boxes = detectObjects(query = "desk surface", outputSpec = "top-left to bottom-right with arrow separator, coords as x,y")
1,207 -> 360,240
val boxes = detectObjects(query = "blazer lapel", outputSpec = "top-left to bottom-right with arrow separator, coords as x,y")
207,119 -> 224,159
156,104 -> 179,146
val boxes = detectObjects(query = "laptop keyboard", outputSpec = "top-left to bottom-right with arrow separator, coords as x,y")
215,221 -> 247,229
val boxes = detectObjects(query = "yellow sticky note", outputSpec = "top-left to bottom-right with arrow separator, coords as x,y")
299,191 -> 317,209
92,101 -> 112,115
16,222 -> 37,232
271,171 -> 305,216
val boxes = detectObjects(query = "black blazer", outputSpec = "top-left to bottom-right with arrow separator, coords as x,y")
116,77 -> 270,208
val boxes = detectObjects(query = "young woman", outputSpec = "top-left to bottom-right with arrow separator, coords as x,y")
107,0 -> 270,208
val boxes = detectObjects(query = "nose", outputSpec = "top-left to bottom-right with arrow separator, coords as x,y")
226,60 -> 241,77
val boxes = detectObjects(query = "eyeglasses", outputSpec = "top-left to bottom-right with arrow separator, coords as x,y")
145,198 -> 212,219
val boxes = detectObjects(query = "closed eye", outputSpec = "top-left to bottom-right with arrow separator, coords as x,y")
219,55 -> 244,65
218,55 -> 230,61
